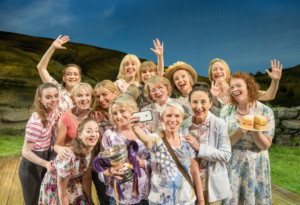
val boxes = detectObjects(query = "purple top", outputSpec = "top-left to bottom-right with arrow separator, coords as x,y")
100,127 -> 151,204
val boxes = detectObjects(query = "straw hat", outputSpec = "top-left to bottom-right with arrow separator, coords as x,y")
165,61 -> 198,85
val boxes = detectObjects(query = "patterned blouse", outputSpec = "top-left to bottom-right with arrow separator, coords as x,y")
101,127 -> 151,204
114,79 -> 140,94
180,111 -> 212,191
50,77 -> 73,111
148,133 -> 196,204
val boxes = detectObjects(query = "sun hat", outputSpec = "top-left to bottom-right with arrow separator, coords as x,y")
165,61 -> 198,86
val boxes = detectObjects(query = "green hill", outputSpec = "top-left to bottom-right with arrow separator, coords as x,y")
0,31 -> 299,108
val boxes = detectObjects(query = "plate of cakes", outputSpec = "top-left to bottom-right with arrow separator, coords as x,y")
237,114 -> 272,131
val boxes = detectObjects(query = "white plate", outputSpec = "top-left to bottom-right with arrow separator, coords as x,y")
237,123 -> 273,131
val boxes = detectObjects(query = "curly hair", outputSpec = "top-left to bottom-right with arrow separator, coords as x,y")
208,58 -> 230,83
92,80 -> 120,117
30,83 -> 58,127
144,76 -> 172,102
61,64 -> 82,88
229,72 -> 260,105
69,117 -> 99,170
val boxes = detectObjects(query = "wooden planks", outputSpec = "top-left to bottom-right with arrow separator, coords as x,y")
1,155 -> 300,205
6,155 -> 24,205
0,155 -> 24,205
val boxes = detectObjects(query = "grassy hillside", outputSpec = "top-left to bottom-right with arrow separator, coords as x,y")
0,31 -> 299,108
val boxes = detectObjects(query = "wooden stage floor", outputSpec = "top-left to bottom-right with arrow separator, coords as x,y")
0,155 -> 299,205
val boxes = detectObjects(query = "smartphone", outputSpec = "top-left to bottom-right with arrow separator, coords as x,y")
132,110 -> 153,122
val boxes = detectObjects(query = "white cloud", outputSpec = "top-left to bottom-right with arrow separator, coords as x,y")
0,0 -> 73,34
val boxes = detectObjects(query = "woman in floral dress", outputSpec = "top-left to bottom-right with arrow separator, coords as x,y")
39,118 -> 99,205
220,72 -> 275,205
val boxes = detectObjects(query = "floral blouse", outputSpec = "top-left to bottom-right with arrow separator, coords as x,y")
50,77 -> 73,111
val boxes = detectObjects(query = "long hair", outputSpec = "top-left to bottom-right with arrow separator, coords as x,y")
92,80 -> 120,117
117,54 -> 141,83
69,118 -> 99,170
30,83 -> 58,127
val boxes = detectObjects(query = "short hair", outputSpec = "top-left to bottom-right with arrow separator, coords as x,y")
117,54 -> 141,82
160,101 -> 184,118
139,61 -> 157,83
229,72 -> 260,105
70,82 -> 93,99
208,58 -> 230,83
62,64 -> 82,87
188,82 -> 212,103
108,95 -> 139,125
144,76 -> 172,102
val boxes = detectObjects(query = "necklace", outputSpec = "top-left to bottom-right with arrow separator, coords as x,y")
236,107 -> 250,115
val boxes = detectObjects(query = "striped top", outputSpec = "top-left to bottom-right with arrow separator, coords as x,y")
25,109 -> 60,151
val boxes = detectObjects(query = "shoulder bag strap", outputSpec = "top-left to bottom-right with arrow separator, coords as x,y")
159,132 -> 195,191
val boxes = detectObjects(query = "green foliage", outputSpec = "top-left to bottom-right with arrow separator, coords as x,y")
269,145 -> 300,194
0,135 -> 24,156
0,128 -> 25,136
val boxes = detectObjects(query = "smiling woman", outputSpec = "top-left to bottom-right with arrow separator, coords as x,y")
37,35 -> 82,111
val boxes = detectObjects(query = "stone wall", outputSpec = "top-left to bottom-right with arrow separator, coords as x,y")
272,106 -> 300,147
1,105 -> 300,147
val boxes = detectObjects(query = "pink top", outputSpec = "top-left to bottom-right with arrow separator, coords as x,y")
25,109 -> 60,151
60,111 -> 77,144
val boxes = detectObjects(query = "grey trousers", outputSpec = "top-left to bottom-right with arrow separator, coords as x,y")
19,150 -> 49,205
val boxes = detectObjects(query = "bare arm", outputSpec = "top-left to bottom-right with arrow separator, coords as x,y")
258,59 -> 282,101
54,120 -> 71,160
130,116 -> 154,150
37,35 -> 70,83
251,131 -> 273,151
22,139 -> 52,170
58,175 -> 70,205
151,38 -> 164,76
229,128 -> 244,146
190,158 -> 205,205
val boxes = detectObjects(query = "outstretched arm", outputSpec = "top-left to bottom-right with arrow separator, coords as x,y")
37,35 -> 70,83
58,175 -> 70,205
258,59 -> 282,101
54,120 -> 72,160
130,116 -> 154,149
150,38 -> 164,76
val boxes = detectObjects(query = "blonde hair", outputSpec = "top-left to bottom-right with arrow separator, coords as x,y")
31,83 -> 58,127
160,101 -> 184,118
92,80 -> 120,115
71,83 -> 93,102
108,95 -> 139,126
139,61 -> 157,83
117,54 -> 141,83
208,58 -> 230,83
144,76 -> 172,102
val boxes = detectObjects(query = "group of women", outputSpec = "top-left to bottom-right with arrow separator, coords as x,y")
19,35 -> 282,205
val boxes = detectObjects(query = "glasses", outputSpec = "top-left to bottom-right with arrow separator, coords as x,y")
150,86 -> 165,94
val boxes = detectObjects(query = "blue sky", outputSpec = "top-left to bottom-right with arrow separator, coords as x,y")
0,0 -> 299,77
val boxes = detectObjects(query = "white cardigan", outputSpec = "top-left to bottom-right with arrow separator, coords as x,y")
180,112 -> 231,202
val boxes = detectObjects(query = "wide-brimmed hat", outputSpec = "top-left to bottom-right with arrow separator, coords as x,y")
165,61 -> 198,85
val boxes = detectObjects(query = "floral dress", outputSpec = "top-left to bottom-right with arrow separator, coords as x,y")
39,150 -> 90,205
220,101 -> 275,205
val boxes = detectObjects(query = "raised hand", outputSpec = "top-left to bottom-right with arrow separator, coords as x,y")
210,81 -> 221,97
52,35 -> 70,50
266,59 -> 282,80
150,38 -> 164,57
